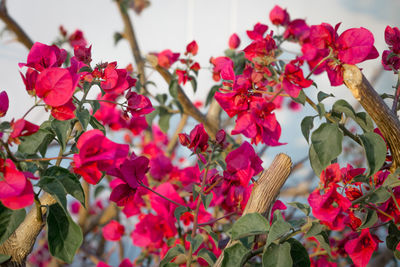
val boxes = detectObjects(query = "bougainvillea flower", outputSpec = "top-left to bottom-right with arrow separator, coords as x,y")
35,67 -> 79,107
0,159 -> 26,198
68,30 -> 87,47
50,99 -> 76,121
8,119 -> 39,145
281,61 -> 313,98
150,182 -> 185,220
176,69 -> 191,85
114,152 -> 150,189
19,42 -> 67,72
246,22 -> 268,40
74,45 -> 92,65
102,220 -> 125,241
210,57 -> 235,81
223,141 -> 263,186
0,91 -> 9,117
179,123 -> 209,153
185,40 -> 198,56
231,99 -> 283,146
283,19 -> 310,43
126,91 -> 154,116
243,35 -> 277,63
308,185 -> 351,229
73,129 -> 129,184
228,33 -> 241,49
157,49 -> 180,68
382,26 -> 400,71
344,229 -> 379,267
320,163 -> 341,188
109,179 -> 137,207
100,62 -> 134,95
149,153 -> 172,181
70,201 -> 81,214
269,5 -> 290,26
1,179 -> 34,209
19,68 -> 38,95
118,259 -> 133,267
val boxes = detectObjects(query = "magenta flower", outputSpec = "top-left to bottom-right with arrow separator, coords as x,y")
19,68 -> 38,95
281,61 -> 313,98
382,26 -> 400,71
0,91 -> 9,118
100,62 -> 134,95
269,5 -> 290,26
126,91 -> 154,116
68,30 -> 87,47
344,229 -> 379,267
243,34 -> 277,62
8,119 -> 39,145
73,129 -> 129,184
223,141 -> 263,186
73,45 -> 92,65
320,163 -> 341,188
210,57 -> 235,81
19,42 -> 67,72
283,19 -> 310,43
228,33 -> 241,49
102,220 -> 125,241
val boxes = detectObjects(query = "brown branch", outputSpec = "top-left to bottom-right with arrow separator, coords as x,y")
0,0 -> 33,50
0,193 -> 56,267
205,99 -> 221,130
343,64 -> 400,169
155,65 -> 219,138
115,0 -> 148,95
214,153 -> 292,266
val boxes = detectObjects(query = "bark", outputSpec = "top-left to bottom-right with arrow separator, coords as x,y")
0,193 -> 56,267
343,64 -> 400,169
214,153 -> 292,267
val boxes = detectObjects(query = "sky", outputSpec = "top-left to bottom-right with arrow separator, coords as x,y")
1,0 -> 399,175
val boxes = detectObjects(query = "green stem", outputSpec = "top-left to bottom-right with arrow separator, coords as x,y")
305,53 -> 331,80
139,182 -> 187,208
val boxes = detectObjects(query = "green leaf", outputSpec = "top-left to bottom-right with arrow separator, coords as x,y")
201,225 -> 218,245
155,94 -> 168,105
266,210 -> 291,246
317,91 -> 334,102
76,109 -> 90,130
332,99 -> 356,119
311,123 -> 343,170
47,203 -> 83,263
192,184 -> 201,201
355,112 -> 374,132
94,185 -> 105,198
201,193 -> 213,209
221,242 -> 249,267
38,177 -> 68,210
0,204 -> 26,244
190,77 -> 197,93
51,119 -> 70,151
158,112 -> 172,133
0,254 -> 10,264
174,206 -> 189,221
146,107 -> 159,125
187,234 -> 204,252
205,85 -> 220,106
304,222 -> 325,238
314,232 -> 331,257
89,116 -> 105,134
169,79 -> 179,99
160,244 -> 185,267
291,90 -> 306,105
359,132 -> 387,176
18,128 -> 54,155
113,32 -> 123,45
262,242 -> 292,267
360,209 -> 378,229
197,248 -> 217,266
309,144 -> 324,177
316,103 -> 325,118
382,168 -> 400,188
287,238 -> 311,267
368,187 -> 391,204
87,100 -> 101,115
231,213 -> 269,240
301,116 -> 315,143
288,202 -> 310,216
0,121 -> 11,131
387,222 -> 400,251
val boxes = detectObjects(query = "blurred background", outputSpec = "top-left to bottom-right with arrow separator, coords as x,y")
1,0 -> 400,265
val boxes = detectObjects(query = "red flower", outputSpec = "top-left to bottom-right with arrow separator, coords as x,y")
246,23 -> 268,40
281,61 -> 313,98
20,42 -> 67,72
228,33 -> 241,49
102,220 -> 125,241
72,129 -> 129,184
19,68 -> 38,95
176,69 -> 191,85
382,26 -> 400,71
210,57 -> 235,81
283,19 -> 310,43
269,5 -> 290,26
126,91 -> 154,117
50,99 -> 76,121
8,119 -> 39,145
74,45 -> 92,65
344,229 -> 379,267
157,49 -> 180,68
223,141 -> 263,186
320,163 -> 341,188
35,67 -> 79,107
100,62 -> 134,95
179,124 -> 209,153
68,30 -> 87,48
185,40 -> 198,56
0,91 -> 9,118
